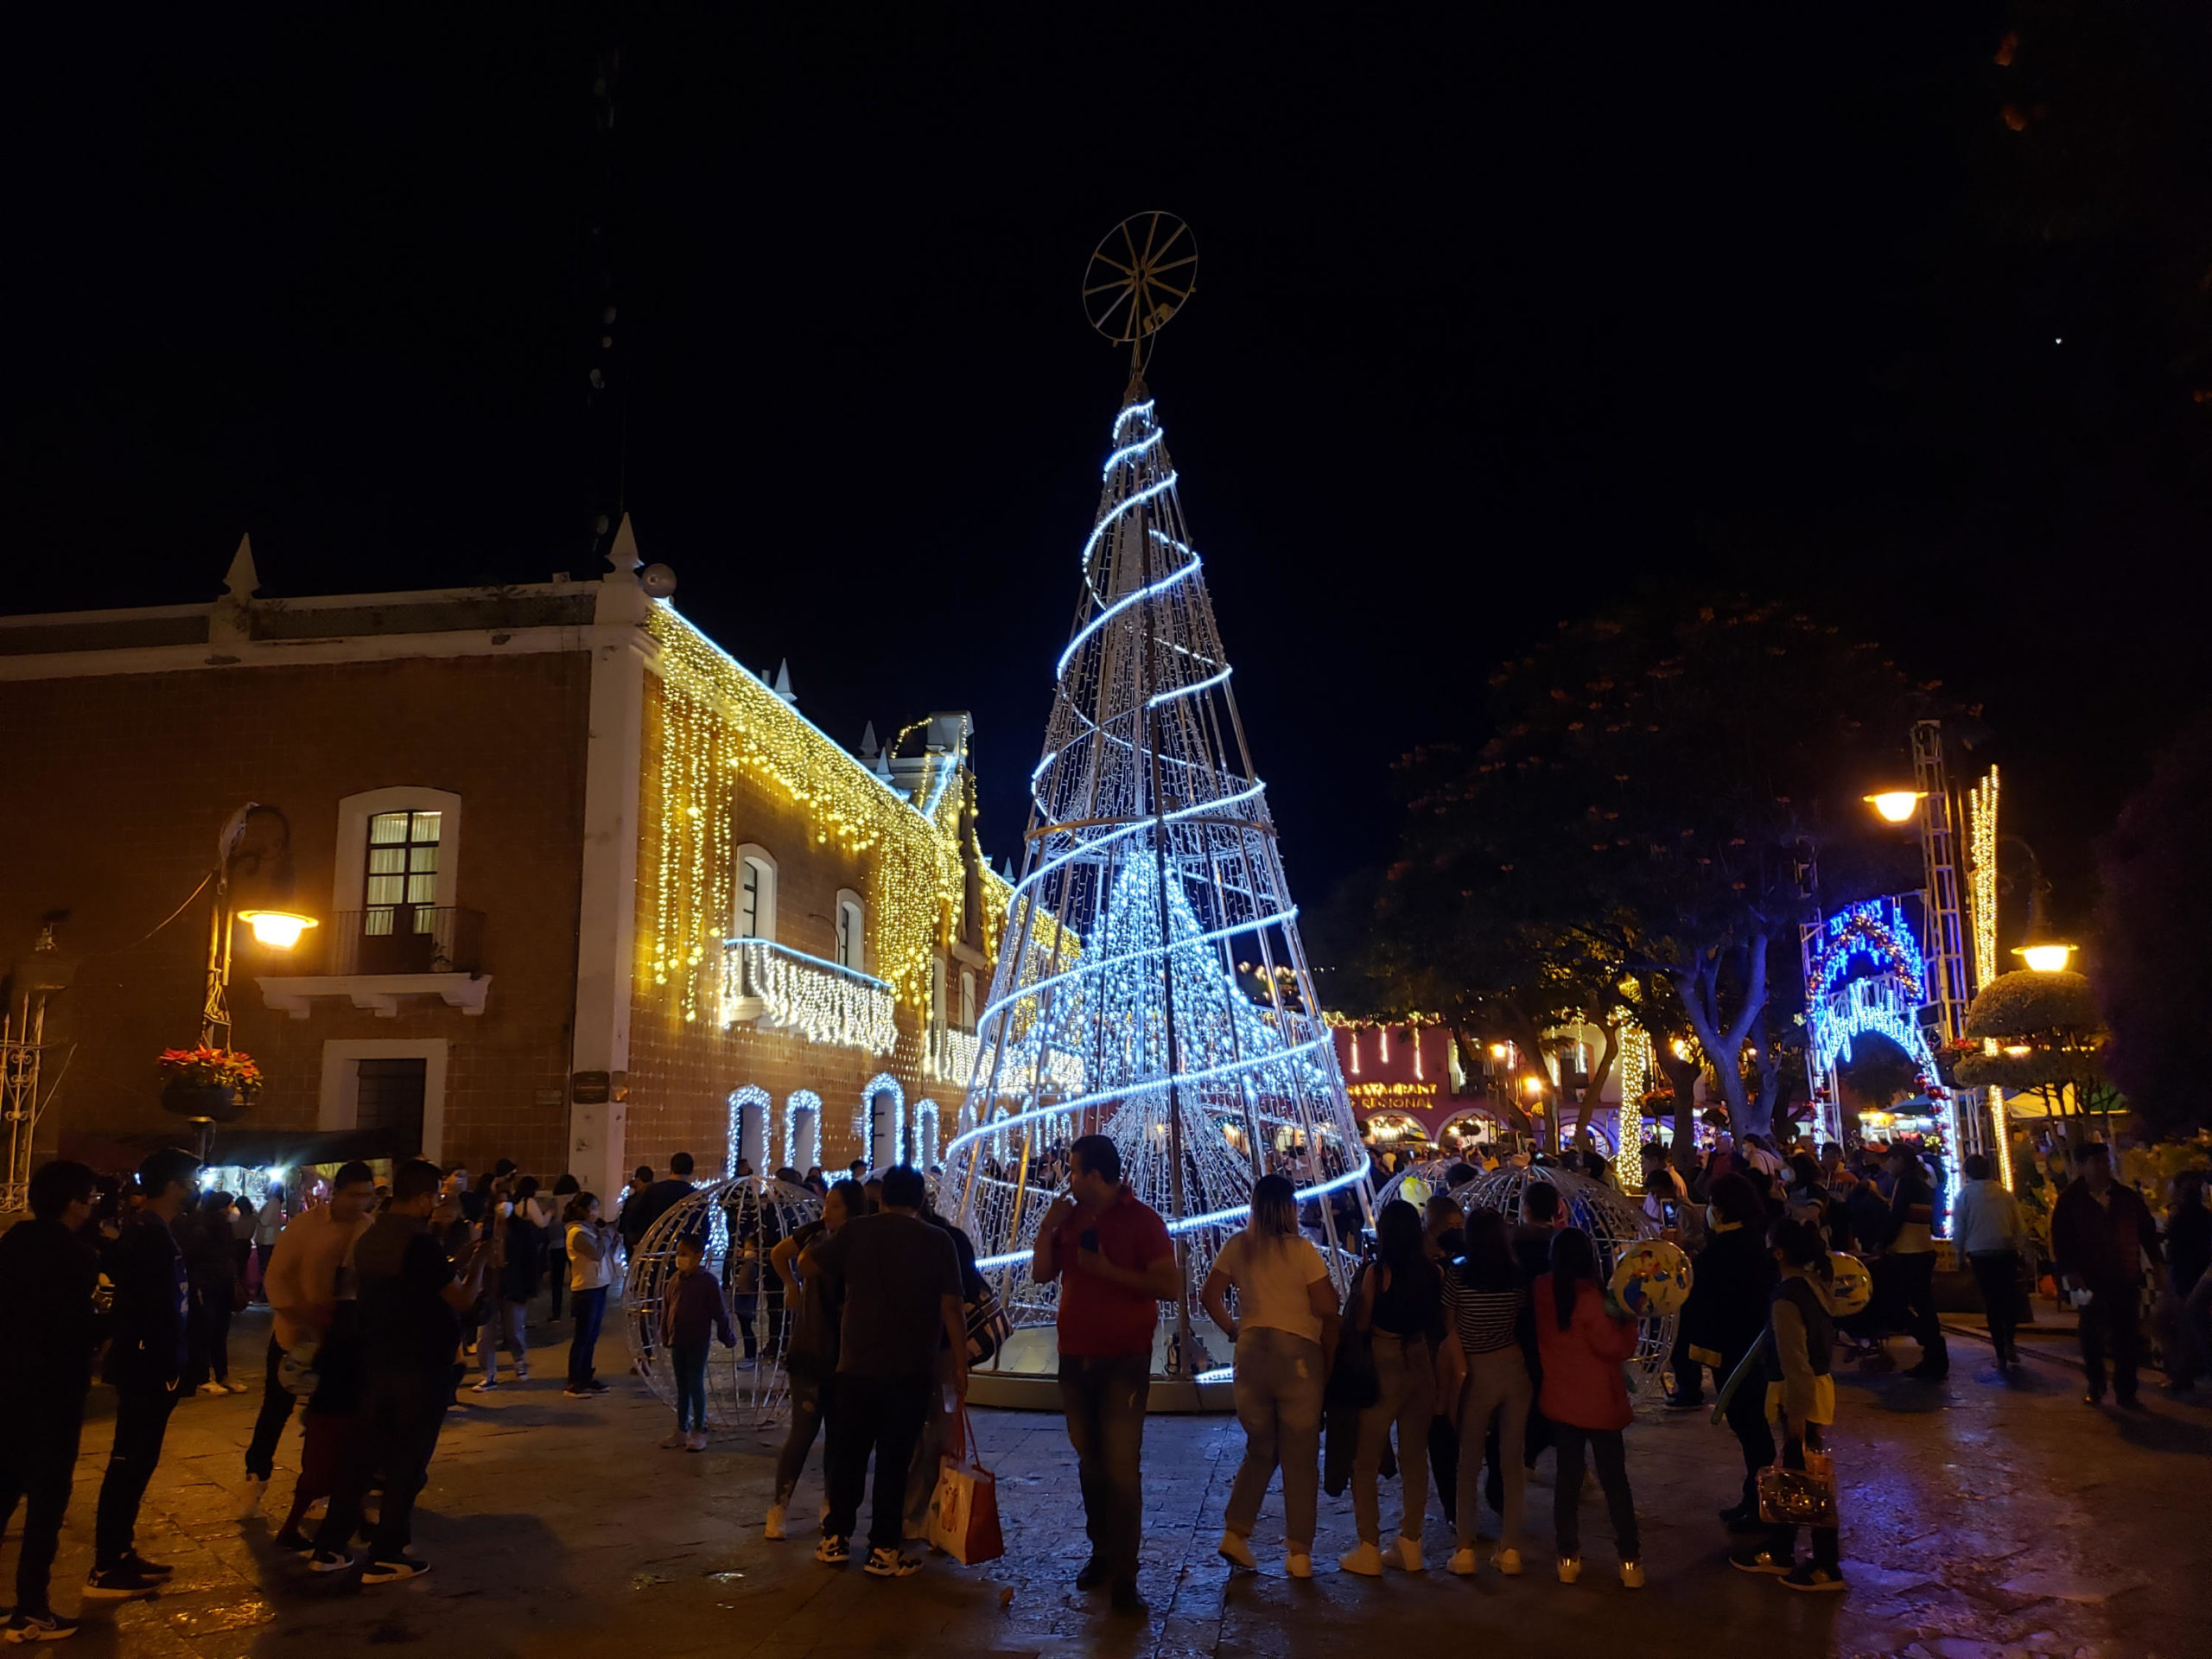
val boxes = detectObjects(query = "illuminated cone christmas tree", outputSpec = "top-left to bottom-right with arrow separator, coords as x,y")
946,277 -> 1369,1375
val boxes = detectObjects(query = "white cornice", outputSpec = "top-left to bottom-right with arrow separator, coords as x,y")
0,620 -> 647,683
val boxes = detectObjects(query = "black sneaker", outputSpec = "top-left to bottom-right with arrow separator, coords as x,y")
118,1551 -> 172,1580
82,1567 -> 161,1600
1729,1547 -> 1790,1575
1781,1562 -> 1847,1593
1663,1396 -> 1705,1412
272,1527 -> 312,1554
583,1378 -> 610,1393
862,1547 -> 919,1579
360,1555 -> 429,1586
306,1549 -> 355,1575
1109,1582 -> 1149,1618
1074,1556 -> 1108,1590
813,1535 -> 849,1567
3,1608 -> 81,1643
1717,1504 -> 1760,1531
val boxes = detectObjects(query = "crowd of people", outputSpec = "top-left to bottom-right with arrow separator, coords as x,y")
2,1121 -> 2202,1639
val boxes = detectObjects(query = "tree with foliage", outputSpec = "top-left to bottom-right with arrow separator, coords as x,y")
1378,594 -> 1935,1145
2094,710 -> 2212,1139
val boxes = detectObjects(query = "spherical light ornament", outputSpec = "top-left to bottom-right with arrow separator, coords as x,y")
2013,942 -> 2075,973
640,563 -> 677,599
1822,1251 -> 1873,1318
1452,1165 -> 1681,1402
625,1177 -> 820,1429
1609,1238 -> 1693,1319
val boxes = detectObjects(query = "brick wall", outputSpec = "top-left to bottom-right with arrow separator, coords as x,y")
0,651 -> 592,1177
620,677 -> 963,1175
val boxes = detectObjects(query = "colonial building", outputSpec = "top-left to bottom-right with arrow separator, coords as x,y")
0,522 -> 1006,1202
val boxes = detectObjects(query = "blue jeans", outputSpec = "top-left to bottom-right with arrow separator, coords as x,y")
1058,1351 -> 1151,1588
569,1287 -> 607,1386
671,1341 -> 709,1433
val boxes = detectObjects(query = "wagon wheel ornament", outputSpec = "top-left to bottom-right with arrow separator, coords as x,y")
1082,212 -> 1198,378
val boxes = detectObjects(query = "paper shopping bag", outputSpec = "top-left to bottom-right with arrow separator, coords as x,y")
925,1411 -> 1004,1565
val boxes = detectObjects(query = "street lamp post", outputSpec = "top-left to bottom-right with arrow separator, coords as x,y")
183,804 -> 317,1159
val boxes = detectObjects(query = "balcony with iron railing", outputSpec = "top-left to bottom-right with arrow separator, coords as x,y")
722,938 -> 898,1053
257,906 -> 492,1019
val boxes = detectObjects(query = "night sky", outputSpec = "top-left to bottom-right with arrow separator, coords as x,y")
15,7 -> 2210,941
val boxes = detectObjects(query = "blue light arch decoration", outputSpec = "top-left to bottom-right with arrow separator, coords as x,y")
946,385 -> 1370,1389
1805,897 -> 1961,1205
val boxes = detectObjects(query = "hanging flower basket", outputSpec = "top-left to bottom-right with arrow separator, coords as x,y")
158,1046 -> 260,1122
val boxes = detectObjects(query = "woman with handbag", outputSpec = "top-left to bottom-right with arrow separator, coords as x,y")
1730,1217 -> 1847,1592
1200,1174 -> 1339,1580
1340,1198 -> 1445,1576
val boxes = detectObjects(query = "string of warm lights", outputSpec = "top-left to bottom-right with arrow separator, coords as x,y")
1967,768 -> 2000,995
646,606 -> 983,1020
1613,1025 -> 1649,1192
926,1026 -> 981,1084
724,938 -> 898,1053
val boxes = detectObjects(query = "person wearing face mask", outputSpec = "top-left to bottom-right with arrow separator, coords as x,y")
1676,1173 -> 1779,1532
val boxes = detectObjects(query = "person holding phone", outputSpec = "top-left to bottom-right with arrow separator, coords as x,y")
1032,1134 -> 1177,1618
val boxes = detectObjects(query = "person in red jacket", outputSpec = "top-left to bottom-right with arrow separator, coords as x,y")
1534,1228 -> 1643,1589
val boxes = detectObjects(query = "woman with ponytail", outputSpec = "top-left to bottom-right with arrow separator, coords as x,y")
1729,1217 -> 1847,1592
1534,1227 -> 1643,1587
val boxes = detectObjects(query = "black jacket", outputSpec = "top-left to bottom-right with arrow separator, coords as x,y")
498,1212 -> 549,1303
0,1217 -> 101,1399
100,1211 -> 189,1392
1681,1224 -> 1779,1365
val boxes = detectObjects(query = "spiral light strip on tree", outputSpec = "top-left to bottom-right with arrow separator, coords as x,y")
946,392 -> 1370,1363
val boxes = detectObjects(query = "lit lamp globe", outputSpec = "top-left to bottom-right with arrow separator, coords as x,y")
2013,941 -> 2075,974
1864,790 -> 1925,824
237,909 -> 319,950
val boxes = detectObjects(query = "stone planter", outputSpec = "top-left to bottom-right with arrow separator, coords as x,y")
162,1078 -> 245,1123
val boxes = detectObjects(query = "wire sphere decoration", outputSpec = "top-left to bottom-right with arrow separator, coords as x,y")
623,1176 -> 821,1432
1082,211 -> 1198,371
1372,1157 -> 1482,1214
1441,1165 -> 1683,1403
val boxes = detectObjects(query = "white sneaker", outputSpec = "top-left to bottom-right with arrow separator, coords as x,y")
1557,1555 -> 1583,1584
514,1365 -> 530,1382
686,1431 -> 708,1452
1286,1551 -> 1313,1580
1217,1531 -> 1256,1570
659,1431 -> 689,1449
1619,1559 -> 1645,1589
1389,1535 -> 1424,1573
197,1382 -> 228,1396
225,1380 -> 252,1394
1494,1547 -> 1523,1577
1338,1541 -> 1385,1577
472,1378 -> 498,1393
238,1475 -> 267,1520
1446,1546 -> 1479,1577
764,1505 -> 787,1541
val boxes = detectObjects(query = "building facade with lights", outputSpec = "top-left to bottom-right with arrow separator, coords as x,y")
0,525 -> 1005,1203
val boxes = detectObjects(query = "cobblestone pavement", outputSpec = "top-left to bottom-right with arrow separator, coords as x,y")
5,1308 -> 2204,1659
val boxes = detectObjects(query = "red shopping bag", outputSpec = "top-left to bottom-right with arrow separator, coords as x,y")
925,1408 -> 1004,1565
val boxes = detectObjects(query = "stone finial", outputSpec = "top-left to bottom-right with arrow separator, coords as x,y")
859,720 -> 880,759
772,660 -> 796,704
604,512 -> 642,582
223,534 -> 259,600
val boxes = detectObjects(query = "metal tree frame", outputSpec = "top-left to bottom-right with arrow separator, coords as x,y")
947,218 -> 1370,1389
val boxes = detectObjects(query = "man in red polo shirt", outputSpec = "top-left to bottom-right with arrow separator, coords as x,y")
1033,1133 -> 1178,1618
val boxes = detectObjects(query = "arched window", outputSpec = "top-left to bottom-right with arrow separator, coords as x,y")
726,1085 -> 770,1177
857,1071 -> 904,1167
835,889 -> 866,973
785,1090 -> 822,1173
959,969 -> 976,1030
734,844 -> 779,942
913,1099 -> 940,1168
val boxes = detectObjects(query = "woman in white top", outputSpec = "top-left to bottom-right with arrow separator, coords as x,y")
1200,1174 -> 1340,1580
563,1194 -> 616,1396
